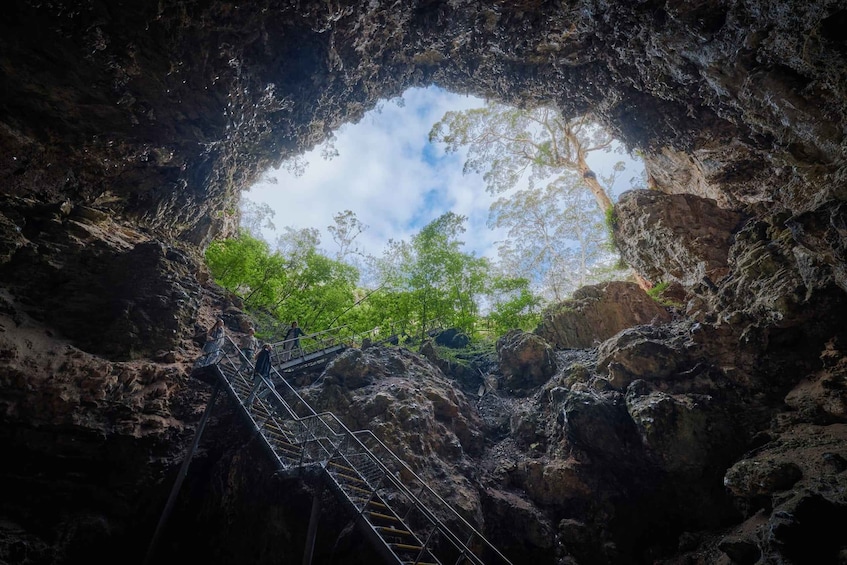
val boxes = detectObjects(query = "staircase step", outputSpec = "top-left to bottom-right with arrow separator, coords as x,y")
331,470 -> 368,485
266,433 -> 297,449
262,425 -> 294,441
270,441 -> 299,453
367,511 -> 400,523
328,461 -> 356,474
340,483 -> 376,497
390,542 -> 423,552
350,496 -> 387,510
268,438 -> 300,455
376,526 -> 413,537
252,406 -> 276,420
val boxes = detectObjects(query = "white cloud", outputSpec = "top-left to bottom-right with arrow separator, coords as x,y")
247,86 -> 502,259
246,86 -> 644,268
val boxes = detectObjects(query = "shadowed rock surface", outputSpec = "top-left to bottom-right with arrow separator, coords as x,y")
1,1 -> 846,564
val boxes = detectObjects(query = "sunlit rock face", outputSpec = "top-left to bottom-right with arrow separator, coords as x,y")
536,281 -> 672,349
1,1 -> 846,564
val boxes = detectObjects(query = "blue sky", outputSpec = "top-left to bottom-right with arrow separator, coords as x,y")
246,86 -> 642,261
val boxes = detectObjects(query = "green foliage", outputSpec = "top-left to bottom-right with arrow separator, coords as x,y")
646,281 -> 683,308
647,282 -> 684,308
484,276 -> 542,334
206,214 -> 504,344
647,281 -> 671,299
205,232 -> 276,296
604,206 -> 618,250
397,212 -> 490,337
432,340 -> 496,367
205,231 -> 359,334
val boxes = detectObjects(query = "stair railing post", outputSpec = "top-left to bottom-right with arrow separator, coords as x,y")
302,479 -> 324,565
415,524 -> 440,565
143,382 -> 220,565
356,474 -> 386,519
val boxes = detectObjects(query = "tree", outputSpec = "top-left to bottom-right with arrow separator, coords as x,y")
403,213 -> 490,337
239,197 -> 276,239
205,230 -> 359,337
276,250 -> 359,331
484,276 -> 542,335
328,210 -> 369,261
489,172 -> 615,301
205,231 -> 271,292
274,226 -> 321,261
205,232 -> 287,308
360,214 -> 491,339
429,102 -> 619,214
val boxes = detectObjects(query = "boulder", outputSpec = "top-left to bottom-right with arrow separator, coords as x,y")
419,339 -> 439,364
536,281 -> 671,350
562,390 -> 641,462
625,384 -> 739,474
724,458 -> 803,500
596,325 -> 687,390
614,190 -> 746,291
512,460 -> 591,507
435,328 -> 470,349
324,349 -> 377,389
496,330 -> 557,392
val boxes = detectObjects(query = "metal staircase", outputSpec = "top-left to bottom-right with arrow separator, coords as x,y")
191,332 -> 513,565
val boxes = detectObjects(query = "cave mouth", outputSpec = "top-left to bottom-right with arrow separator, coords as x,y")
241,86 -> 644,295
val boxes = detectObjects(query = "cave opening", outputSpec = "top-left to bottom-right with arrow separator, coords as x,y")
238,85 -> 645,305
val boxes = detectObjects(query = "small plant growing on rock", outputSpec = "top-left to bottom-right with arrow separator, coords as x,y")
604,206 -> 618,248
647,281 -> 683,308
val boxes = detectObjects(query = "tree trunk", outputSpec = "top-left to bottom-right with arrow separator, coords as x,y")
579,165 -> 614,213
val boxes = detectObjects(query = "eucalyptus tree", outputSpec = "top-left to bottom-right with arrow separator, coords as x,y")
491,174 -> 612,301
239,196 -> 277,239
429,102 -> 619,214
328,209 -> 369,262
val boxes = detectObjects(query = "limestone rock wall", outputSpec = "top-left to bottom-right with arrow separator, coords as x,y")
536,281 -> 672,349
1,0 -> 846,564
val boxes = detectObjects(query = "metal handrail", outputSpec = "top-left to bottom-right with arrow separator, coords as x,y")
353,430 -> 513,565
279,410 -> 484,564
206,335 -> 512,565
264,318 -> 451,367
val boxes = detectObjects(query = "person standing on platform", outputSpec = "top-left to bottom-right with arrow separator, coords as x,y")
202,319 -> 225,364
245,343 -> 273,405
239,327 -> 258,373
282,321 -> 305,361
